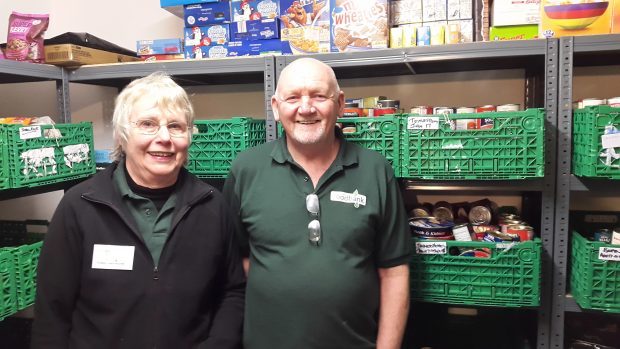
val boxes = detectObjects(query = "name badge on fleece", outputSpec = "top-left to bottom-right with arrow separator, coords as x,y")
92,244 -> 135,270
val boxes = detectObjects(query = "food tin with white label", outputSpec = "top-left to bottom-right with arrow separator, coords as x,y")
377,99 -> 399,109
497,103 -> 520,112
581,98 -> 605,107
411,106 -> 434,115
433,107 -> 455,114
456,107 -> 475,114
506,224 -> 534,241
476,105 -> 496,113
607,97 -> 620,107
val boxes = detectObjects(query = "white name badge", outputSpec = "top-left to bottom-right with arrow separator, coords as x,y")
92,244 -> 135,270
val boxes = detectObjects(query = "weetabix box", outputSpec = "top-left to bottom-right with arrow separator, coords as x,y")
540,0 -> 612,38
184,24 -> 231,47
280,0 -> 331,54
230,18 -> 280,40
231,0 -> 280,21
184,1 -> 232,27
330,0 -> 389,52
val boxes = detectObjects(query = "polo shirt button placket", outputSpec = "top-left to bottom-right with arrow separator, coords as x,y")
304,176 -> 309,182
145,208 -> 152,216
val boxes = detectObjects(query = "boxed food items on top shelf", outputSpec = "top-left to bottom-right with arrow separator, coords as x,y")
573,104 -> 620,179
231,0 -> 279,22
540,0 -> 616,38
0,120 -> 96,190
401,108 -> 546,180
184,0 -> 232,27
188,117 -> 266,178
43,32 -> 139,67
490,24 -> 539,41
137,38 -> 183,56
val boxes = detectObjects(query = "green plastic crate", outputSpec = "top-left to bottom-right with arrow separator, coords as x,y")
2,122 -> 96,189
573,106 -> 620,179
189,117 -> 266,178
0,250 -> 17,321
0,127 -> 9,190
571,231 -> 620,313
410,238 -> 542,307
13,241 -> 43,310
338,116 -> 402,176
401,109 -> 545,179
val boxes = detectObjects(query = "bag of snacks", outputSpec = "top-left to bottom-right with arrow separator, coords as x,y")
6,11 -> 49,63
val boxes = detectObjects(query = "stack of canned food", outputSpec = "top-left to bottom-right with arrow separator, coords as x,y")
574,97 -> 620,109
588,227 -> 620,245
408,199 -> 535,243
343,96 -> 402,118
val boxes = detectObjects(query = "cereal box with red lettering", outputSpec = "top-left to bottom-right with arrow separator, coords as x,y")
330,0 -> 389,52
280,0 -> 331,54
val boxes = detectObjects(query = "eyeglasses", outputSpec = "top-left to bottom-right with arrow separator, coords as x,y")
130,119 -> 189,137
306,193 -> 321,246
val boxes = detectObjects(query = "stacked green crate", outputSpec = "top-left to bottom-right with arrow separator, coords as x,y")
189,117 -> 266,178
571,231 -> 620,313
3,122 -> 96,189
0,126 -> 8,189
401,109 -> 545,179
573,106 -> 620,179
338,116 -> 402,176
410,238 -> 542,307
0,251 -> 17,321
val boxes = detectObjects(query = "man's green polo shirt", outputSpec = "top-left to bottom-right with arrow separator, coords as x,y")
224,130 -> 411,349
113,163 -> 176,266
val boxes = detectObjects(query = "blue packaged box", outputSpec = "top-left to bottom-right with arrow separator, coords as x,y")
184,1 -> 232,27
184,24 -> 230,47
161,0 -> 219,7
231,0 -> 279,21
184,44 -> 230,59
226,39 -> 282,56
229,18 -> 279,40
137,38 -> 183,56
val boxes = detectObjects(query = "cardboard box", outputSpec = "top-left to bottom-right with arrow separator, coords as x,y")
448,0 -> 473,20
184,1 -> 232,27
227,39 -> 282,55
44,44 -> 140,66
540,0 -> 612,38
491,24 -> 539,40
231,0 -> 279,21
422,0 -> 448,22
229,18 -> 280,40
184,24 -> 230,47
330,0 -> 389,52
390,0 -> 423,25
184,44 -> 229,59
613,0 -> 620,33
140,53 -> 185,61
137,39 -> 183,56
280,0 -> 331,54
492,0 -> 540,27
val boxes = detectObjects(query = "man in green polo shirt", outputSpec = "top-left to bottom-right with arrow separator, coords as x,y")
223,57 -> 411,349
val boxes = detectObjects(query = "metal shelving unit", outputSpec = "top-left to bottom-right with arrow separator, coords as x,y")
552,34 -> 620,349
276,38 -> 558,348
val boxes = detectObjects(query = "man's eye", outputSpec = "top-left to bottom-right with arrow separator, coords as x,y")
285,96 -> 300,103
313,95 -> 328,102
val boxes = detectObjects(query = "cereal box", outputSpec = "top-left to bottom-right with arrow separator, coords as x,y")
390,0 -> 423,25
280,0 -> 331,54
230,18 -> 280,40
184,24 -> 230,47
540,0 -> 612,38
184,44 -> 229,59
330,0 -> 389,52
184,1 -> 232,27
227,39 -> 283,55
232,0 -> 280,21
137,39 -> 183,56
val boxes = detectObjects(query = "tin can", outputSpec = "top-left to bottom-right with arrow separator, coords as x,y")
373,107 -> 397,116
410,203 -> 433,218
455,119 -> 478,130
500,219 -> 522,234
476,105 -> 496,113
417,26 -> 430,46
377,99 -> 400,109
411,106 -> 433,115
483,230 -> 520,242
607,97 -> 620,107
452,223 -> 473,241
432,201 -> 454,222
506,224 -> 534,241
499,213 -> 520,221
581,98 -> 605,107
456,107 -> 475,114
496,104 -> 520,112
433,107 -> 455,114
343,102 -> 363,117
478,117 -> 494,129
593,229 -> 611,243
469,205 -> 492,225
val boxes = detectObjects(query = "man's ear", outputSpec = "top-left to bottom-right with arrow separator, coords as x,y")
271,96 -> 280,121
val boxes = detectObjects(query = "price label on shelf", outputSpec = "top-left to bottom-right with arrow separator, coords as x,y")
408,116 -> 439,130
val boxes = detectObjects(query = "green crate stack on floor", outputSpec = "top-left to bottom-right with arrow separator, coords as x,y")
2,122 -> 96,189
573,105 -> 620,179
570,231 -> 620,313
0,251 -> 17,321
400,109 -> 546,179
188,117 -> 266,178
337,115 -> 403,176
410,238 -> 542,307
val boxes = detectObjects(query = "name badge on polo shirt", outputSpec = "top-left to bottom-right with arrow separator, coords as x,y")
92,244 -> 135,270
330,189 -> 366,208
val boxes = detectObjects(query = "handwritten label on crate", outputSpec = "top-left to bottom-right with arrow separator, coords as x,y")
19,126 -> 42,140
598,246 -> 620,262
408,116 -> 439,130
602,133 -> 620,149
415,241 -> 447,255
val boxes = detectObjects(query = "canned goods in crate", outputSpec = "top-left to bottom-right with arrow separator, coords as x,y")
581,98 -> 605,107
373,107 -> 397,116
607,97 -> 620,107
500,219 -> 522,233
410,203 -> 433,218
456,107 -> 475,114
432,201 -> 454,222
377,99 -> 399,109
458,249 -> 491,258
482,230 -> 520,242
452,223 -> 473,241
343,102 -> 363,117
478,117 -> 494,129
433,107 -> 454,114
497,104 -> 520,112
410,106 -> 433,115
409,217 -> 454,238
469,205 -> 492,225
455,119 -> 478,130
476,105 -> 496,113
506,224 -> 534,241
472,224 -> 497,240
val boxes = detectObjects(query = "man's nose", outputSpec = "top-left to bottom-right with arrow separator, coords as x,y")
298,96 -> 315,113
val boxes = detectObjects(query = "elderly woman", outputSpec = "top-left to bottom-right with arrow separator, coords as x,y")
31,72 -> 245,348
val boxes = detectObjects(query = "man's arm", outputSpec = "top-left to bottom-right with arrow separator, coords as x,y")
376,264 -> 410,349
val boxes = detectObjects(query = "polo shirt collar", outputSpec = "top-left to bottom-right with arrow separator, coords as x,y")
270,126 -> 359,168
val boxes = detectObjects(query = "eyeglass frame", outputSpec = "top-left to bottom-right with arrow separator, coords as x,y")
306,193 -> 321,246
129,118 -> 189,138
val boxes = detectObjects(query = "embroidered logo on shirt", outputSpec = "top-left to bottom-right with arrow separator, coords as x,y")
330,189 -> 366,208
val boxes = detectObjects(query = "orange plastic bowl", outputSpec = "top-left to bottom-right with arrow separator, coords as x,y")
544,1 -> 609,29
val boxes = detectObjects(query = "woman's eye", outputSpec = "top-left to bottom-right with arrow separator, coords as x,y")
139,120 -> 158,128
